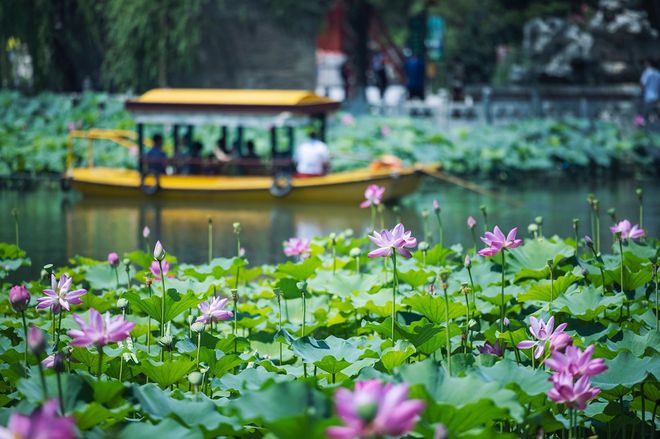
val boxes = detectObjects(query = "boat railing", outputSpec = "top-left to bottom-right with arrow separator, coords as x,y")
139,156 -> 294,176
66,129 -> 147,171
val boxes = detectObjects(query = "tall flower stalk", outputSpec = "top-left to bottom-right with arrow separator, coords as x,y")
478,226 -> 523,332
11,208 -> 20,247
433,200 -> 443,247
368,224 -> 417,343
636,188 -> 643,229
441,275 -> 452,375
153,241 -> 167,333
208,217 -> 213,263
10,285 -> 30,374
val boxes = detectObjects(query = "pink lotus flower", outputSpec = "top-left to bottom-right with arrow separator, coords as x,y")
368,223 -> 417,258
150,260 -> 170,281
634,115 -> 646,127
380,126 -> 392,137
107,252 -> 120,267
27,326 -> 46,355
326,380 -> 425,439
478,340 -> 505,357
544,345 -> 607,378
360,185 -> 385,208
341,114 -> 355,126
142,226 -> 150,238
36,274 -> 86,314
0,399 -> 76,439
609,219 -> 645,241
548,372 -> 600,410
283,238 -> 311,258
478,226 -> 523,257
467,216 -> 477,229
42,351 -> 66,370
432,199 -> 440,212
9,285 -> 30,312
517,316 -> 571,359
67,308 -> 135,348
195,297 -> 234,324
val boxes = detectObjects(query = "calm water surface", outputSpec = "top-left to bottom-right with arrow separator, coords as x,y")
1,177 -> 658,278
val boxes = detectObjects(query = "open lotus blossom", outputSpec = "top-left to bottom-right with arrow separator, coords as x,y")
544,345 -> 607,378
380,126 -> 391,137
548,372 -> 601,410
67,307 -> 135,348
517,316 -> 571,359
107,252 -> 119,267
609,219 -> 645,241
368,223 -> 417,258
360,185 -> 385,208
326,380 -> 425,439
283,237 -> 311,258
0,399 -> 76,439
195,297 -> 233,324
9,284 -> 30,312
149,260 -> 170,280
478,226 -> 523,256
467,216 -> 477,229
36,274 -> 86,314
341,113 -> 355,126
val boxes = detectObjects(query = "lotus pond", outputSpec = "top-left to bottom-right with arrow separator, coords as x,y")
0,187 -> 659,438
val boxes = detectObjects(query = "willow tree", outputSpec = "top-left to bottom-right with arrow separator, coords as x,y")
102,0 -> 203,91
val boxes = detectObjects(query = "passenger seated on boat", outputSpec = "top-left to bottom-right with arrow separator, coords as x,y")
241,140 -> 264,175
145,134 -> 167,175
189,141 -> 204,174
209,136 -> 233,175
174,137 -> 191,174
294,131 -> 330,177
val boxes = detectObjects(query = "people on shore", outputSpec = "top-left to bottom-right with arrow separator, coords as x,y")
641,59 -> 660,119
294,131 -> 330,177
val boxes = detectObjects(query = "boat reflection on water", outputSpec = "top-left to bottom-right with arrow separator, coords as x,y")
62,196 -> 421,267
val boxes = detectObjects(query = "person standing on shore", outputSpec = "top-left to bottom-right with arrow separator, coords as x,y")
640,59 -> 660,119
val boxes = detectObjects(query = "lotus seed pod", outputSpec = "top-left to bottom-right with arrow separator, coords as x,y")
528,224 -> 538,233
418,241 -> 430,251
349,247 -> 362,258
188,371 -> 202,386
191,322 -> 205,333
421,208 -> 429,218
117,298 -> 129,309
158,335 -> 173,347
233,222 -> 242,234
535,216 -> 543,225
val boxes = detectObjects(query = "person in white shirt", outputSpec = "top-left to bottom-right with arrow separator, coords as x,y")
294,131 -> 330,177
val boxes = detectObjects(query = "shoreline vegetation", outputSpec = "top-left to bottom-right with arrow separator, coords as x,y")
1,92 -> 659,182
0,187 -> 658,437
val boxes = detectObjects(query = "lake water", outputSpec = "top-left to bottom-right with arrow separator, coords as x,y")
1,177 -> 658,279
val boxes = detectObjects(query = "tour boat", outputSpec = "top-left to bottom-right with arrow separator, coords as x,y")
63,89 -> 438,203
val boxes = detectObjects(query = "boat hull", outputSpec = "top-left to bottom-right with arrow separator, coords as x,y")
67,165 -> 438,203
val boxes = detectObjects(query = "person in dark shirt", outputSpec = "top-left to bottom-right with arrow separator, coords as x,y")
145,134 -> 167,174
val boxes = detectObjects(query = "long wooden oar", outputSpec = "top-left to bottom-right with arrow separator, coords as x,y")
418,168 -> 519,207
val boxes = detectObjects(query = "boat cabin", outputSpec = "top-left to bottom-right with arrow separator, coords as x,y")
124,88 -> 340,177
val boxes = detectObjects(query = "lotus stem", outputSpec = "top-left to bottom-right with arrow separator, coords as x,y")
370,205 -> 376,231
462,285 -> 470,351
208,217 -> 213,263
471,228 -> 477,252
435,211 -> 444,248
276,289 -> 283,364
467,266 -> 476,313
301,288 -> 307,338
500,251 -> 506,333
113,267 -> 120,289
618,238 -> 624,293
147,283 -> 153,354
390,252 -> 399,343
196,331 -> 201,368
36,355 -> 48,400
21,311 -> 28,376
11,208 -> 19,247
97,346 -> 104,380
442,281 -> 452,376
654,264 -> 658,332
56,369 -> 65,415
158,260 -> 167,332
55,311 -> 63,350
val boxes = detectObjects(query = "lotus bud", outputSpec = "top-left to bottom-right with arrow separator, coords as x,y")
191,322 -> 205,333
584,235 -> 594,248
464,255 -> 472,268
188,371 -> 202,386
432,199 -> 440,213
51,351 -> 66,373
592,198 -> 599,212
232,222 -> 242,234
418,241 -> 430,251
467,216 -> 477,229
107,252 -> 120,267
9,285 -> 30,312
142,226 -> 150,238
635,187 -> 643,202
427,282 -> 436,296
607,208 -> 616,221
572,218 -> 579,231
153,240 -> 166,261
117,298 -> 129,310
534,216 -> 543,226
349,247 -> 362,258
28,326 -> 46,355
502,317 -> 510,327
123,258 -> 131,267
187,314 -> 194,326
158,335 -> 173,348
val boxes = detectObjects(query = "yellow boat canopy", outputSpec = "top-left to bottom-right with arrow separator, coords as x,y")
125,88 -> 340,128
